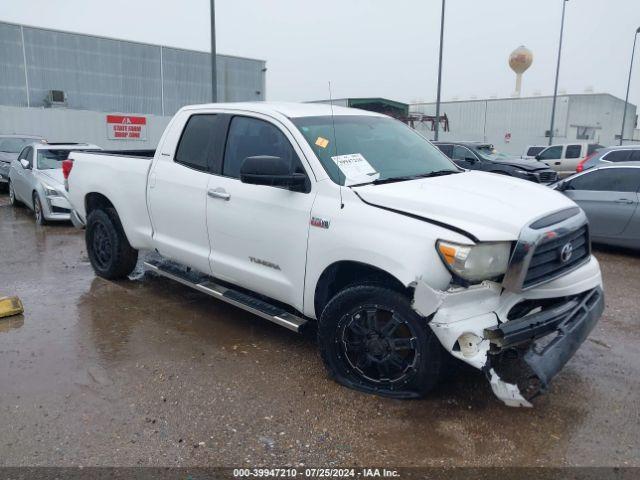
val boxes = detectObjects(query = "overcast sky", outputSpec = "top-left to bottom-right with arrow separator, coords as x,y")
1,0 -> 638,106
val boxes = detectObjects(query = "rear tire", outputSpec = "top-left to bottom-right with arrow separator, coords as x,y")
8,180 -> 21,206
318,284 -> 446,399
86,208 -> 138,280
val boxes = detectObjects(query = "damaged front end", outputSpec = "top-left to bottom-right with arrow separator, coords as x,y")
413,255 -> 604,407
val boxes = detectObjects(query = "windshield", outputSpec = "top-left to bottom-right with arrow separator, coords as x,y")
0,138 -> 34,154
35,149 -> 99,170
292,115 -> 458,186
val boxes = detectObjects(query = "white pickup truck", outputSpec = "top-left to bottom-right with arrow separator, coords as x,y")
66,102 -> 604,407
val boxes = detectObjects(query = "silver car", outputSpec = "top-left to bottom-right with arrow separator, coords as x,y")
555,162 -> 640,249
8,143 -> 101,224
0,134 -> 45,190
578,145 -> 640,172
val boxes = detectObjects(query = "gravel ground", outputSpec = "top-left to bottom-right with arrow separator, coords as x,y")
0,194 -> 639,467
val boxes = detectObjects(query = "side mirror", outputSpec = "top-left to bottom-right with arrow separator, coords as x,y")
555,181 -> 571,192
20,159 -> 30,169
535,154 -> 541,160
465,157 -> 478,163
240,156 -> 307,192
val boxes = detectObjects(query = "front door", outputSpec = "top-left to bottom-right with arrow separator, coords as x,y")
13,147 -> 33,205
564,167 -> 640,237
538,145 -> 563,171
147,113 -> 221,274
206,114 -> 315,311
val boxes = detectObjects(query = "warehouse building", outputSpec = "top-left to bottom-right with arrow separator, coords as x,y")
410,93 -> 637,156
0,21 -> 266,148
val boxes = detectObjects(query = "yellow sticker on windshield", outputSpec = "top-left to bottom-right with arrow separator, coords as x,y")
315,136 -> 330,149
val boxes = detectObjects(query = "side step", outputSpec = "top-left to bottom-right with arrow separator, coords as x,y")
143,260 -> 308,333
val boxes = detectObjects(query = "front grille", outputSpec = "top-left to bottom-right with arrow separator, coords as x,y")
51,206 -> 70,214
537,171 -> 558,183
522,225 -> 589,288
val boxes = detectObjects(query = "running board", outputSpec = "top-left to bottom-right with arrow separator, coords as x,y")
143,260 -> 308,333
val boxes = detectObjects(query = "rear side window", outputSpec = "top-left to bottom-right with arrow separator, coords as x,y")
526,146 -> 544,156
174,114 -> 218,172
223,116 -> 300,179
436,144 -> 453,157
630,150 -> 640,162
538,146 -> 562,160
565,145 -> 582,159
604,150 -> 632,163
569,168 -> 640,192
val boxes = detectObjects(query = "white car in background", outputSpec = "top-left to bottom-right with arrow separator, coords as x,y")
536,142 -> 604,176
8,143 -> 101,225
522,145 -> 546,160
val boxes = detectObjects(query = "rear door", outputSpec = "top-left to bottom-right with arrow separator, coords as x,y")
564,167 -> 640,237
206,113 -> 315,311
147,113 -> 223,274
562,144 -> 583,172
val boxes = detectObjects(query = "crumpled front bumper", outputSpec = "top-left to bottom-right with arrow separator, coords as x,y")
412,255 -> 604,407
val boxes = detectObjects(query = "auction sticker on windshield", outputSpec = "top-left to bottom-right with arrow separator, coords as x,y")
331,153 -> 378,186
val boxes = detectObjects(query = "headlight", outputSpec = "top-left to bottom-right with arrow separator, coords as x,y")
515,170 -> 531,176
43,184 -> 60,197
436,240 -> 511,282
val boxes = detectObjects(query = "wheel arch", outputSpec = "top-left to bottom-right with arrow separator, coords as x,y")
313,260 -> 410,320
85,192 -> 116,215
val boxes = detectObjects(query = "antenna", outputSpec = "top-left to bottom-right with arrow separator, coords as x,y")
328,81 -> 344,208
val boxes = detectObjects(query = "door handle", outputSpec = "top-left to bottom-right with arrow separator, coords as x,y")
614,198 -> 634,205
208,188 -> 230,201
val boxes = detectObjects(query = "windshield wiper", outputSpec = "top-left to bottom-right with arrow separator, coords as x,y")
367,170 -> 460,185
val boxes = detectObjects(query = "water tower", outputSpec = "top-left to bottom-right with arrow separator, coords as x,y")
509,45 -> 533,97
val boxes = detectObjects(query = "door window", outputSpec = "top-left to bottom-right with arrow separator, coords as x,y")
19,147 -> 33,168
538,146 -> 562,160
630,150 -> 640,162
565,145 -> 582,159
568,168 -> 640,193
223,116 -> 302,179
174,114 -> 218,172
452,145 -> 476,162
603,150 -> 632,163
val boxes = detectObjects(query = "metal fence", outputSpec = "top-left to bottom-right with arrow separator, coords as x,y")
0,21 -> 266,116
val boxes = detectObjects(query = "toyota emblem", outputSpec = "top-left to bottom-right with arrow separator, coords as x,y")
560,242 -> 573,263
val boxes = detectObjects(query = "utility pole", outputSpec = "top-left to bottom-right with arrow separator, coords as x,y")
620,27 -> 640,145
434,0 -> 445,141
548,0 -> 568,145
210,0 -> 217,103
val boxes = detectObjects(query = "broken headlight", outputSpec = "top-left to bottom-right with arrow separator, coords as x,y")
436,240 -> 511,282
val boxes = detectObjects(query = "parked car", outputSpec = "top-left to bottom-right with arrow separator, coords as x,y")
554,162 -> 639,249
434,141 -> 558,183
65,102 -> 603,407
8,143 -> 101,224
522,145 -> 547,160
0,134 -> 45,190
536,142 -> 603,176
576,145 -> 640,173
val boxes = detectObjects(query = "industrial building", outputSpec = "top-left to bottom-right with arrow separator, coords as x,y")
0,21 -> 266,148
410,93 -> 637,156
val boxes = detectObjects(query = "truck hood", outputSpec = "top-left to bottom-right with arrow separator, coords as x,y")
0,152 -> 17,164
36,169 -> 65,188
352,171 -> 577,242
486,157 -> 550,171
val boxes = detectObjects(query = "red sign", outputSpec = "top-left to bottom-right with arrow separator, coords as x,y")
106,115 -> 147,141
504,132 -> 512,143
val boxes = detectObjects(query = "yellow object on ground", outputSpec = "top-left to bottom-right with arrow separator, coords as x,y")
0,296 -> 24,319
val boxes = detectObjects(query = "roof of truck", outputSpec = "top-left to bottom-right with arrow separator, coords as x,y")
180,101 -> 383,119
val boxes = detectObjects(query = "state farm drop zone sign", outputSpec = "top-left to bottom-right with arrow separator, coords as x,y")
106,115 -> 147,140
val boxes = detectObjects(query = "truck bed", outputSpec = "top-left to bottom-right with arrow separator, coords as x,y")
66,151 -> 155,250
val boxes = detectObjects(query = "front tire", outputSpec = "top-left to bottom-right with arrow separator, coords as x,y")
86,208 -> 138,280
33,192 -> 46,225
318,284 -> 445,399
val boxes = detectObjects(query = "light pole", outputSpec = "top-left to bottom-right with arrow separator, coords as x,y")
434,0 -> 445,141
548,0 -> 568,146
620,27 -> 640,145
210,0 -> 217,103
